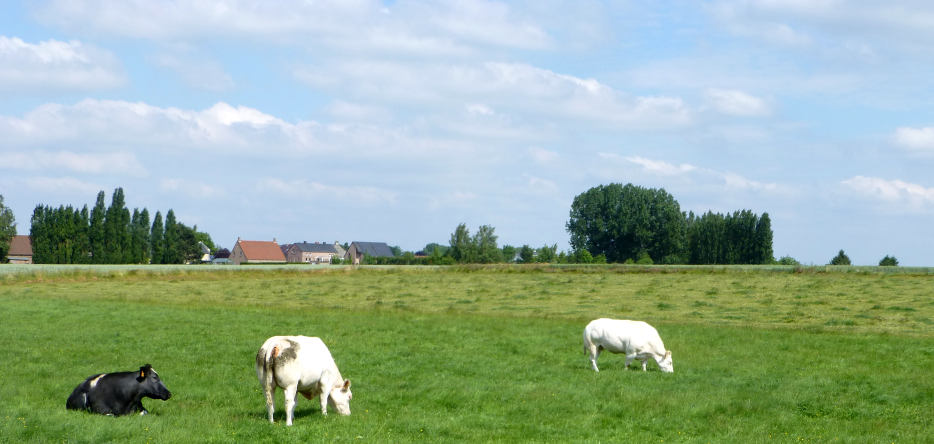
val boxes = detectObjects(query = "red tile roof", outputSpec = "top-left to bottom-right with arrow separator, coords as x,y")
236,240 -> 286,262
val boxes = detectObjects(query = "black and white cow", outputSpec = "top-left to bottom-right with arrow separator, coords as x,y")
66,364 -> 172,416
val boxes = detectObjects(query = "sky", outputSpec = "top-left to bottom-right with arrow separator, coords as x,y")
1,0 -> 933,266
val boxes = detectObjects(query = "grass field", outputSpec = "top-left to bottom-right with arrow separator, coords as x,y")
1,265 -> 933,443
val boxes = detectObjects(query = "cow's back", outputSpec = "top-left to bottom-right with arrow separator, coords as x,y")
256,336 -> 338,389
585,318 -> 666,356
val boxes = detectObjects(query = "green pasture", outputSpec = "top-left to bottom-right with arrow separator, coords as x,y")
1,266 -> 933,443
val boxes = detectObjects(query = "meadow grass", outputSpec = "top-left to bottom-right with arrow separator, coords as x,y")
1,266 -> 933,443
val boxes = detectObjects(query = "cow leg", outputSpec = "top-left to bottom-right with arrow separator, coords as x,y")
284,385 -> 298,426
624,354 -> 635,370
588,345 -> 602,372
263,384 -> 276,423
640,358 -> 648,371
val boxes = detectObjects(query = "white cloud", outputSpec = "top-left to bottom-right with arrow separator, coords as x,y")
326,101 -> 391,121
893,126 -> 934,151
705,88 -> 771,116
612,155 -> 696,176
0,150 -> 144,175
0,99 -> 314,152
26,176 -> 101,195
466,104 -> 495,116
31,0 -> 552,52
708,0 -> 934,53
151,54 -> 235,91
721,172 -> 778,191
160,179 -> 224,198
528,147 -> 558,164
842,176 -> 934,205
524,174 -> 558,192
258,179 -> 398,204
0,36 -> 125,95
295,61 -> 692,129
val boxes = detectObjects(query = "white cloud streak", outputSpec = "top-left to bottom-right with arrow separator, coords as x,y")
0,151 -> 144,175
842,176 -> 934,206
0,36 -> 125,95
893,126 -> 934,151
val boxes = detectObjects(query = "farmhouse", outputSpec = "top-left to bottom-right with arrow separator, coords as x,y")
286,242 -> 340,264
229,238 -> 286,265
7,235 -> 33,264
345,241 -> 394,265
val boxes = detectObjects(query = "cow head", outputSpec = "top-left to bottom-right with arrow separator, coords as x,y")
327,379 -> 352,415
137,365 -> 172,400
658,351 -> 673,373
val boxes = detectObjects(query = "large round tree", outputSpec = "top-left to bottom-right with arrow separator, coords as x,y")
566,183 -> 686,264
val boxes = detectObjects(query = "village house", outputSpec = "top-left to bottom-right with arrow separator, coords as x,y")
7,235 -> 33,264
286,242 -> 340,264
229,238 -> 286,265
345,241 -> 394,265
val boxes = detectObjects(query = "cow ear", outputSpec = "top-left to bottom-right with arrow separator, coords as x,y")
138,366 -> 148,381
341,379 -> 351,391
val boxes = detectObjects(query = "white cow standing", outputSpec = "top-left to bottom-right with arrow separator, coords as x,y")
583,319 -> 673,372
255,335 -> 352,425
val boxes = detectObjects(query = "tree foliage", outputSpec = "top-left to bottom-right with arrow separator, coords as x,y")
26,189 -> 210,265
567,183 -> 686,264
879,255 -> 898,266
0,195 -> 16,263
567,183 -> 775,265
830,250 -> 851,266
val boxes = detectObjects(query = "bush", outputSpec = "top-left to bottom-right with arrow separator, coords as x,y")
829,250 -> 851,266
879,255 -> 899,266
635,251 -> 654,265
776,256 -> 800,266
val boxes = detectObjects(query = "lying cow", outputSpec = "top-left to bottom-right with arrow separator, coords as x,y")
255,336 -> 352,425
583,319 -> 673,373
66,364 -> 172,416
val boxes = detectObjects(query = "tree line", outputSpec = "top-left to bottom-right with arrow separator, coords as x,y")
567,183 -> 773,265
28,188 -> 215,264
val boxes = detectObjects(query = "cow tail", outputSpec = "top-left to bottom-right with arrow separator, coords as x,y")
263,344 -> 279,390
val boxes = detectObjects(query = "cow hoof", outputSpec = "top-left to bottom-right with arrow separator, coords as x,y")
139,411 -> 148,416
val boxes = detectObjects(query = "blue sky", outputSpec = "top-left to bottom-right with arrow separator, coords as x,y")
1,0 -> 933,265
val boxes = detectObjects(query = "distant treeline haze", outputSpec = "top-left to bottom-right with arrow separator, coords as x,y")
29,188 -> 214,264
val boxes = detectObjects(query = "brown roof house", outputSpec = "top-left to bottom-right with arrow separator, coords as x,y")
229,238 -> 286,265
345,241 -> 394,265
286,242 -> 340,264
8,235 -> 33,264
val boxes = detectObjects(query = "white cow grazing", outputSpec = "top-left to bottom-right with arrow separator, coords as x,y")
255,336 -> 352,425
583,319 -> 673,373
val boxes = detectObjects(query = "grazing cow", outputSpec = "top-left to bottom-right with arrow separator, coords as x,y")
66,364 -> 172,416
255,336 -> 352,425
583,319 -> 673,373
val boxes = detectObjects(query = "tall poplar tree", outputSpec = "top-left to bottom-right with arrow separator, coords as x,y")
164,209 -> 179,264
151,211 -> 164,264
89,191 -> 106,263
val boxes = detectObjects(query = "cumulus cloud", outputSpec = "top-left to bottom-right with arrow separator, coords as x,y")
599,154 -> 696,176
626,156 -> 697,175
26,176 -> 101,195
707,0 -> 934,53
160,179 -> 225,198
842,176 -> 934,205
31,0 -> 552,52
151,54 -> 235,91
0,36 -> 125,95
528,147 -> 558,164
258,179 -> 398,204
0,150 -> 144,175
893,126 -> 934,151
0,99 -> 316,151
705,88 -> 771,116
295,61 -> 692,129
